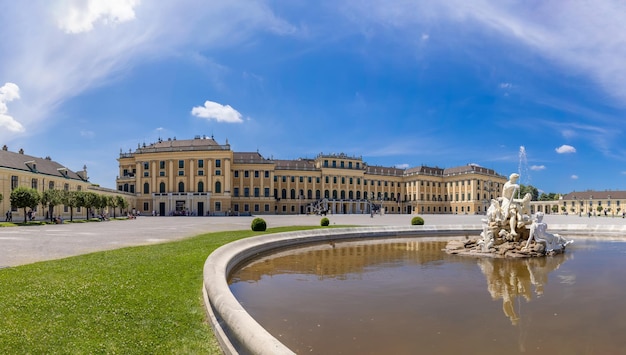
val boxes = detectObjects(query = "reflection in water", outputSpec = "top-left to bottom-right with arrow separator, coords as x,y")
230,238 -> 449,283
477,254 -> 572,325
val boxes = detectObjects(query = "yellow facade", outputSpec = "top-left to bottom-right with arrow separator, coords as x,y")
0,145 -> 129,221
116,137 -> 508,216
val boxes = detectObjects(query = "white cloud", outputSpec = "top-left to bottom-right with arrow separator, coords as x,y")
395,163 -> 410,169
555,144 -> 576,154
530,165 -> 546,171
0,82 -> 24,133
80,130 -> 95,138
345,1 -> 626,103
56,0 -> 140,34
571,175 -> 578,180
0,1 -> 296,142
191,101 -> 244,123
499,82 -> 513,89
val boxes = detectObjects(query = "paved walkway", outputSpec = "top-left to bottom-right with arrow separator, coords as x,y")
1,213 -> 624,267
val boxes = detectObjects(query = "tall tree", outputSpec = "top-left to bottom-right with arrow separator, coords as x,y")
108,195 -> 118,218
518,184 -> 537,200
116,196 -> 129,216
41,189 -> 63,220
82,192 -> 99,220
10,187 -> 41,223
61,190 -> 79,222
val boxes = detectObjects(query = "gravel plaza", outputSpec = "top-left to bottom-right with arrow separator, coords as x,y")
1,213 -> 626,268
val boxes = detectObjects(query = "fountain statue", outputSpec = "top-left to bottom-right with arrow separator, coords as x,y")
446,172 -> 572,258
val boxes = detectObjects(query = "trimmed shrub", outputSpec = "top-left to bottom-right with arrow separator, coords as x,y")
411,216 -> 425,225
251,218 -> 267,231
320,217 -> 330,226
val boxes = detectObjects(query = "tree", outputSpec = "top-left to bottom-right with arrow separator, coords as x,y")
82,192 -> 99,220
116,196 -> 129,216
10,187 -> 41,223
41,189 -> 63,220
62,190 -> 79,222
519,184 -> 539,201
108,195 -> 119,218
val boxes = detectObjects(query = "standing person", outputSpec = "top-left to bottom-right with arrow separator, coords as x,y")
5,210 -> 8,222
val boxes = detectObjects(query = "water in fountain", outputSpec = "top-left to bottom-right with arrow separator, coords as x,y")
518,145 -> 530,187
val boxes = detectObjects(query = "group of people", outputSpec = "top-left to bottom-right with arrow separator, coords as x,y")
4,210 -> 12,221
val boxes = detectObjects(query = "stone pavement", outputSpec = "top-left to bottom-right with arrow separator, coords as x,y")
1,213 -> 624,267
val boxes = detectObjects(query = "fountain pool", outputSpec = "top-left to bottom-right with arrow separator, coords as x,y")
229,237 -> 626,354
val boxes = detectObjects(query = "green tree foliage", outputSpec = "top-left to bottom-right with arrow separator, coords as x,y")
518,184 -> 539,200
320,217 -> 330,226
116,196 -> 129,216
10,187 -> 41,223
107,195 -> 118,218
82,192 -> 100,219
539,192 -> 560,201
61,190 -> 80,222
41,189 -> 64,220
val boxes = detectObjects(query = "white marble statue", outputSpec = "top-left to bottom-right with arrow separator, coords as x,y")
524,212 -> 573,253
501,173 -> 520,220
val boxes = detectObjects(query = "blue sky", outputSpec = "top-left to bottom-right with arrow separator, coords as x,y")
1,1 -> 626,194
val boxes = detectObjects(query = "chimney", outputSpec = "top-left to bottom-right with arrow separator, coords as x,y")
18,148 -> 24,154
2,145 -> 7,151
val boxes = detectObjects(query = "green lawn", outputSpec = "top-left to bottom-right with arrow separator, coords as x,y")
0,226 -> 320,354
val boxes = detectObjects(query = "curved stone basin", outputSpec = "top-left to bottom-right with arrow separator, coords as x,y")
202,224 -> 626,354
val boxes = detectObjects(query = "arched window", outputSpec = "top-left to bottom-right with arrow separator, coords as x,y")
290,189 -> 296,199
307,189 -> 313,199
324,190 -> 330,198
143,182 -> 149,194
340,190 -> 346,199
332,190 -> 338,199
215,181 -> 221,193
316,190 -> 321,199
281,189 -> 287,199
159,182 -> 165,193
178,182 -> 185,192
356,191 -> 361,199
198,181 -> 204,193
349,191 -> 354,199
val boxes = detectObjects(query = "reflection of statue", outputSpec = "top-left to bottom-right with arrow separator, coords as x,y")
524,212 -> 573,253
477,253 -> 571,326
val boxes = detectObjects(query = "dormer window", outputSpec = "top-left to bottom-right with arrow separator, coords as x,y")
24,160 -> 37,172
57,167 -> 69,178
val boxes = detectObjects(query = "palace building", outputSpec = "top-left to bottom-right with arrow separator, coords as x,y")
4,137 -> 624,221
0,144 -> 129,221
116,136 -> 509,216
